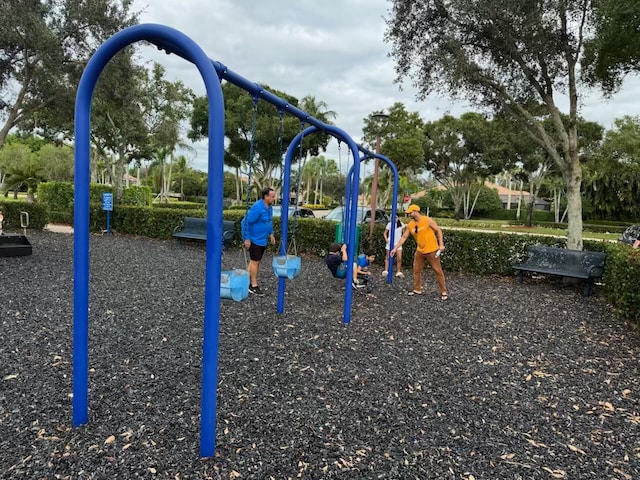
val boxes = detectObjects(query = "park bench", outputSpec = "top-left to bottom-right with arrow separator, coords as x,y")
513,245 -> 606,296
173,217 -> 236,247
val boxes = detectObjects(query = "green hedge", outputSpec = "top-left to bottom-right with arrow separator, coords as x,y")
0,201 -> 49,230
34,200 -> 640,325
481,209 -> 556,222
121,185 -> 152,206
37,182 -> 74,211
151,202 -> 206,211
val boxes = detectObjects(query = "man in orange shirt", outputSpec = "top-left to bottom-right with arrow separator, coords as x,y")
390,204 -> 448,300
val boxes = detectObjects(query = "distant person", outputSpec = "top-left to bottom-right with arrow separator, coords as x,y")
402,193 -> 411,210
325,242 -> 348,278
241,187 -> 276,296
383,217 -> 405,277
390,204 -> 448,300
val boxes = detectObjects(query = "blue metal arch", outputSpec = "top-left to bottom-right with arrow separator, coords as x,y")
345,154 -> 400,284
72,23 -> 224,458
277,125 -> 362,324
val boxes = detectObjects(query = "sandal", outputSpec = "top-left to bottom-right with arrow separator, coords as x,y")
407,290 -> 423,296
441,292 -> 449,301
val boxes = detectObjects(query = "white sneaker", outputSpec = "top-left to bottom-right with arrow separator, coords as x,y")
396,272 -> 405,278
382,270 -> 388,276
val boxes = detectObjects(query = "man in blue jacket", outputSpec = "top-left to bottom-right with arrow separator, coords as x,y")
242,187 -> 276,296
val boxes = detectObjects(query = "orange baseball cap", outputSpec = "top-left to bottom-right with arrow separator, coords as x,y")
406,204 -> 420,213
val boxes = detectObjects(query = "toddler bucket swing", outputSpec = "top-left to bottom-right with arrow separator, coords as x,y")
272,115 -> 304,280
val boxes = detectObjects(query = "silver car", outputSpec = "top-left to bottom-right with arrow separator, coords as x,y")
322,206 -> 390,224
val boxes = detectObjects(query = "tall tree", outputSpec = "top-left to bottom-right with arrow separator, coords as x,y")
90,52 -> 150,200
582,116 -> 640,220
0,0 -> 138,148
189,84 -> 335,200
361,102 -> 425,173
583,0 -> 640,92
386,0 -> 606,249
140,63 -> 194,202
424,113 -> 506,219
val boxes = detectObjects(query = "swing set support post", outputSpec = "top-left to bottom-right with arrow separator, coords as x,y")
72,23 -> 226,459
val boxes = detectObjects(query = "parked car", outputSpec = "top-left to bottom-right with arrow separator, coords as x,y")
619,224 -> 640,246
272,205 -> 315,218
322,206 -> 390,224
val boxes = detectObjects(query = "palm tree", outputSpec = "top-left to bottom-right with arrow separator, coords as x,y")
2,157 -> 45,202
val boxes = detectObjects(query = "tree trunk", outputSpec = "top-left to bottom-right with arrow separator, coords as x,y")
564,162 -> 583,251
516,180 -> 523,220
235,167 -> 241,204
314,175 -> 319,204
0,73 -> 30,150
525,197 -> 534,227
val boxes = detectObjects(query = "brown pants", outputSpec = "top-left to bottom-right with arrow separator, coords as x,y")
413,251 -> 447,294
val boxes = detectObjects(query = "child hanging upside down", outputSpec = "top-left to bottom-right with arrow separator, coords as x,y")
325,243 -> 348,278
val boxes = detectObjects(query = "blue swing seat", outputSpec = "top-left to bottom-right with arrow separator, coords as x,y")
272,255 -> 302,279
220,269 -> 250,301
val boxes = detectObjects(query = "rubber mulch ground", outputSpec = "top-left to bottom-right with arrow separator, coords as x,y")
1,231 -> 639,479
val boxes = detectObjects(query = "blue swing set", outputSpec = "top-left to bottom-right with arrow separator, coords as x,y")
72,23 -> 400,459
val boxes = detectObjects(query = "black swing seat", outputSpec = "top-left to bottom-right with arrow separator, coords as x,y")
173,217 -> 235,247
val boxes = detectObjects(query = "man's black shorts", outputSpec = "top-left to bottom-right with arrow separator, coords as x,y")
248,242 -> 267,261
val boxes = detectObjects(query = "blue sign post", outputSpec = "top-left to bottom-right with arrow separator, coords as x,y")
102,192 -> 113,235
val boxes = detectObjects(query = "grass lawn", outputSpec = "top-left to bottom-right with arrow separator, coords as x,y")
437,218 -> 621,242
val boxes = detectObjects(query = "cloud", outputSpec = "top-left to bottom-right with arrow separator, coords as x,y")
131,0 -> 640,172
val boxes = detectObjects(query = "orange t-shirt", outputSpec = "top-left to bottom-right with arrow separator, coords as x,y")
407,216 -> 439,254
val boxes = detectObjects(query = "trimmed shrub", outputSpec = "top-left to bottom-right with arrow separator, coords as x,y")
37,182 -> 74,212
121,185 -> 152,206
0,201 -> 49,230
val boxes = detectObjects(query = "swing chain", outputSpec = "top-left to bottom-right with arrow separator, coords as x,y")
242,93 -> 260,244
288,119 -> 307,255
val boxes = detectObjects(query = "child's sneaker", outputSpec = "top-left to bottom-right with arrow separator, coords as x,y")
382,270 -> 389,276
395,272 -> 405,278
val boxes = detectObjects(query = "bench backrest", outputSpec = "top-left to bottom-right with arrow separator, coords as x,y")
181,217 -> 235,241
183,217 -> 207,234
526,245 -> 606,274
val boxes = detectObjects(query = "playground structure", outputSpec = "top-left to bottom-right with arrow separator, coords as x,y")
72,23 -> 400,458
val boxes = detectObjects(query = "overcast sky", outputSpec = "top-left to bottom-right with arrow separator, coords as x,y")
130,0 -> 640,174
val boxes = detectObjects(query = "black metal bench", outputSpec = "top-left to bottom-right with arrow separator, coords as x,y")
513,245 -> 606,296
172,217 -> 235,247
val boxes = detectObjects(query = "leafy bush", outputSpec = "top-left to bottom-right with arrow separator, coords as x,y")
89,183 -> 112,205
121,186 -> 152,206
601,244 -> 640,323
37,182 -> 74,211
0,201 -> 49,230
301,204 -> 326,210
152,202 -> 206,211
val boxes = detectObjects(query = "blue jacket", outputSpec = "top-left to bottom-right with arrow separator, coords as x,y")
241,200 -> 274,247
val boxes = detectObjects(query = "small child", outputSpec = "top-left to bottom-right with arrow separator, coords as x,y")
353,249 -> 375,289
383,217 -> 405,277
325,242 -> 348,278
